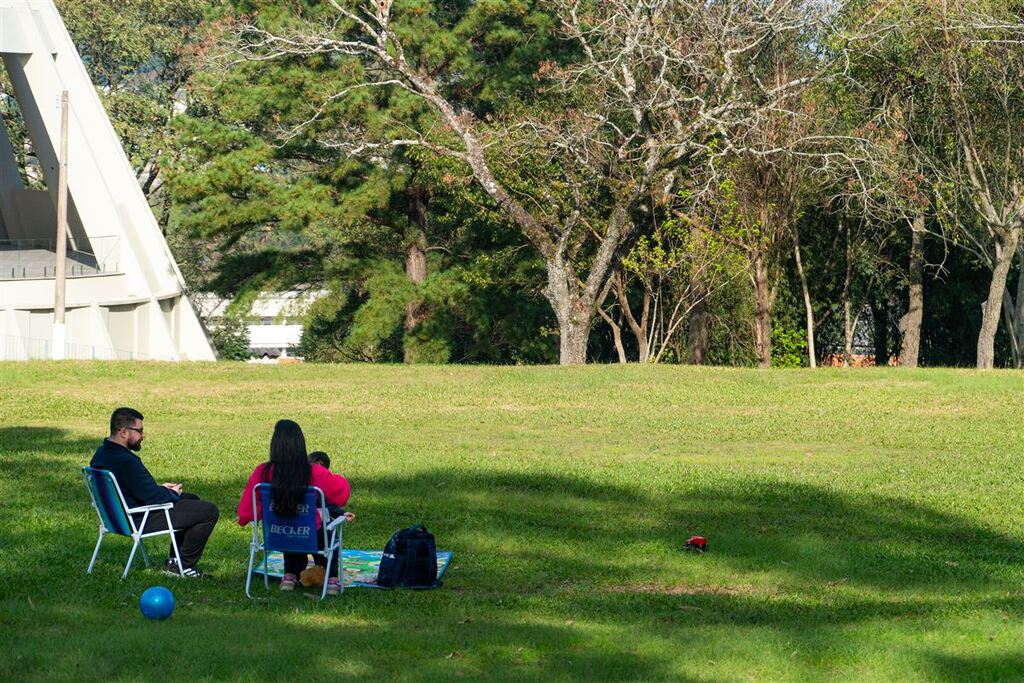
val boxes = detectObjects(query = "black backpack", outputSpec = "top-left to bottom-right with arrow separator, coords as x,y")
376,524 -> 441,589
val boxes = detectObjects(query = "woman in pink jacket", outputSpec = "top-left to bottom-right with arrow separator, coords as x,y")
238,419 -> 350,594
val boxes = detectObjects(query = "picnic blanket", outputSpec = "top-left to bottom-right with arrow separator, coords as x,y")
251,549 -> 452,588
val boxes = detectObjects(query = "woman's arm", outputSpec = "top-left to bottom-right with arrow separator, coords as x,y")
236,465 -> 265,526
312,464 -> 351,508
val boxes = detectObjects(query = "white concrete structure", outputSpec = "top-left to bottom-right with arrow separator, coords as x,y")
194,290 -> 324,361
0,0 -> 215,360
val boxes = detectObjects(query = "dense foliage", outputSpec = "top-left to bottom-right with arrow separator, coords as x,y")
13,0 -> 1024,366
208,315 -> 252,360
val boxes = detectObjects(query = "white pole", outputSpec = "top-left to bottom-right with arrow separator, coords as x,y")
52,91 -> 69,360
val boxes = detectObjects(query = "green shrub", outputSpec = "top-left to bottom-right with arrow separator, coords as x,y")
209,316 -> 250,360
771,323 -> 808,368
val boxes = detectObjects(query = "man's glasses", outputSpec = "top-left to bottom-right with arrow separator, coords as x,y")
123,426 -> 144,434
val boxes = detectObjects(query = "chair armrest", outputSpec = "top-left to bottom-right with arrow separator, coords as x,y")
126,502 -> 175,514
325,516 -> 347,532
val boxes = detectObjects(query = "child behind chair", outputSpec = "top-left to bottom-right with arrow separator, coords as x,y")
309,451 -> 348,520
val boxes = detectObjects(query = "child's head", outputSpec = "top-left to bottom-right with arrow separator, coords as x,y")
308,451 -> 331,469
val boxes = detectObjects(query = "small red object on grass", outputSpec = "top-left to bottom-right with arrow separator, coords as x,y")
684,536 -> 707,552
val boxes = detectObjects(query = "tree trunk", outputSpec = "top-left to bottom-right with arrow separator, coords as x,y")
977,231 -> 1020,369
1014,252 -> 1024,368
402,188 -> 429,363
1015,257 -> 1024,368
898,214 -> 925,367
1001,249 -> 1023,368
843,299 -> 854,366
840,220 -> 854,367
597,308 -> 627,364
404,240 -> 427,315
547,256 -> 593,365
686,222 -> 710,365
557,312 -> 591,365
158,193 -> 172,237
613,272 -> 649,363
793,223 -> 816,368
1001,290 -> 1020,369
636,290 -> 650,364
871,297 -> 890,366
609,318 -> 627,364
752,250 -> 772,368
596,277 -> 627,364
686,295 -> 709,365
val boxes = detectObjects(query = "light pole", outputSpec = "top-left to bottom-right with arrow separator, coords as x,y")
52,90 -> 68,360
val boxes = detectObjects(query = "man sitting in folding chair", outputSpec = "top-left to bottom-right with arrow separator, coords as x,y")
89,407 -> 219,578
82,466 -> 180,579
238,419 -> 350,597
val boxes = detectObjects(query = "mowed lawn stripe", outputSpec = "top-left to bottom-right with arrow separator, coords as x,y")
0,363 -> 1022,681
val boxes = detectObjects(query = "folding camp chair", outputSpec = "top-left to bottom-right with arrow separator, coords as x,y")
245,484 -> 346,600
82,466 -> 184,579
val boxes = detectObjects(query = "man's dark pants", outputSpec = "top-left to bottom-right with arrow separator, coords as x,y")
139,494 -> 219,569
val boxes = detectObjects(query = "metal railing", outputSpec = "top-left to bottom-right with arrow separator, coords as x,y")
0,235 -> 121,280
0,334 -> 173,361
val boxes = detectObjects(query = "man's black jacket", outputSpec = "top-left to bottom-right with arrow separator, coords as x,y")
90,439 -> 179,508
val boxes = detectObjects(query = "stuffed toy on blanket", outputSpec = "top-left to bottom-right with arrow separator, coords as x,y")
300,565 -> 326,588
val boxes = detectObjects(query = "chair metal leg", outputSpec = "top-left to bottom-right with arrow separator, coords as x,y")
87,529 -> 104,574
123,535 -> 143,579
245,543 -> 257,598
320,528 -> 342,600
321,551 -> 332,601
338,527 -> 344,595
130,510 -> 151,576
165,509 -> 184,574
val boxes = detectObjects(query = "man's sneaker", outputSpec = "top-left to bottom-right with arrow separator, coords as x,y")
162,559 -> 207,578
280,573 -> 298,591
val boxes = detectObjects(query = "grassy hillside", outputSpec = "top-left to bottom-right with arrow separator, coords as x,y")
1,363 -> 1022,681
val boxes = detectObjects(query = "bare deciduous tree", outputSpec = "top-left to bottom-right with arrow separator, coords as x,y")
1004,245 -> 1023,367
225,0 -> 835,364
597,194 -> 744,364
841,0 -> 956,368
939,3 -> 1024,368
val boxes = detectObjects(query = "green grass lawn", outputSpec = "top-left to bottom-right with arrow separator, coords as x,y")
1,363 -> 1022,681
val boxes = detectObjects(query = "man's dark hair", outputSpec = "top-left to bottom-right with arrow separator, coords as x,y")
110,407 -> 144,435
308,451 -> 330,469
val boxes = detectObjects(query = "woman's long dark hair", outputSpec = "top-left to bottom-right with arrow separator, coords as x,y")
261,419 -> 310,517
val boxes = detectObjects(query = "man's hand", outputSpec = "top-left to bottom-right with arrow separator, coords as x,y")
162,482 -> 183,495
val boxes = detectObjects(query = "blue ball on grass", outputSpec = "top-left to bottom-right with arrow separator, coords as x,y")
139,586 -> 175,620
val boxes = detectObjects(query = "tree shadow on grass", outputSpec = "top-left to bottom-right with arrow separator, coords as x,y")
350,469 -> 1024,591
13,448 -> 1024,602
925,652 -> 1024,682
0,601 -> 694,682
0,426 -> 98,460
0,426 -> 106,534
6,433 -> 1024,679
344,469 -> 1024,671
655,479 -> 1024,590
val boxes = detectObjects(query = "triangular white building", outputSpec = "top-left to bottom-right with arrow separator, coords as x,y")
0,0 -> 215,360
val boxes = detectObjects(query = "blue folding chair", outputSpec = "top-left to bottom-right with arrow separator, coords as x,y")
245,484 -> 346,600
82,466 -> 184,579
